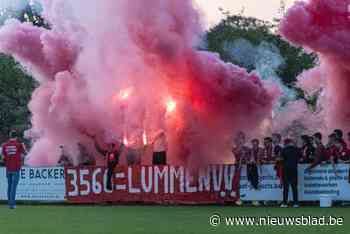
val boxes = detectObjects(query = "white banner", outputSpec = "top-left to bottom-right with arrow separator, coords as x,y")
240,165 -> 283,201
0,167 -> 66,201
240,164 -> 350,201
0,164 -> 348,202
299,164 -> 350,201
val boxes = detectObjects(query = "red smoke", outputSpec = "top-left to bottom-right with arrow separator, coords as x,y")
280,0 -> 350,131
0,0 -> 276,166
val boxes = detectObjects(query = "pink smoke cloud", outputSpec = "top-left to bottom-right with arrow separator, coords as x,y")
280,0 -> 350,131
0,0 -> 277,166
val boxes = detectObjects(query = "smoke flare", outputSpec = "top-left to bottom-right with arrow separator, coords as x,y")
0,0 -> 276,166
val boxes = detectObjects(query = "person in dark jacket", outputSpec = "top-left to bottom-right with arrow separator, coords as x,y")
247,139 -> 263,190
247,139 -> 263,206
93,138 -> 125,190
280,138 -> 301,208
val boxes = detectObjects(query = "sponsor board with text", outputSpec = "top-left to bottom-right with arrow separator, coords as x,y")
0,167 -> 65,201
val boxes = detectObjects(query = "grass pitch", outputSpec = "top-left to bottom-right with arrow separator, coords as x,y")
0,205 -> 348,234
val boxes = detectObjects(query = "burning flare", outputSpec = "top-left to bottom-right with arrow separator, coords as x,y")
142,130 -> 147,145
166,98 -> 177,114
119,88 -> 132,101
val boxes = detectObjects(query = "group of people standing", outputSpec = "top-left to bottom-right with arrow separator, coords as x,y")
232,129 -> 350,207
2,127 -> 350,209
74,130 -> 169,190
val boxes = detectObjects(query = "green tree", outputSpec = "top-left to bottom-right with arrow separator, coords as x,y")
0,1 -> 45,143
18,4 -> 49,28
0,0 -> 48,28
0,55 -> 36,142
206,14 -> 317,87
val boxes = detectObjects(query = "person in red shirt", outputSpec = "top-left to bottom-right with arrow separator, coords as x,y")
232,131 -> 250,166
334,129 -> 347,149
272,133 -> 284,185
306,133 -> 337,175
331,139 -> 349,162
1,130 -> 26,209
261,137 -> 274,164
231,131 -> 249,206
250,139 -> 264,164
299,135 -> 315,163
325,134 -> 339,164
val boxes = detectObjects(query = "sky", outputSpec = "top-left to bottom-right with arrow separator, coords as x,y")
0,0 -> 299,26
195,0 -> 299,27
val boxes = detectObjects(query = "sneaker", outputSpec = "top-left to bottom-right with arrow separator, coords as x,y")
252,201 -> 260,206
293,204 -> 299,208
280,203 -> 288,208
9,205 -> 16,209
235,199 -> 243,206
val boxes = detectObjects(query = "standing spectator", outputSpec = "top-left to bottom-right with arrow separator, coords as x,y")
300,135 -> 315,163
272,133 -> 284,185
328,139 -> 348,175
334,129 -> 347,149
93,138 -> 125,190
280,138 -> 301,208
1,130 -> 26,209
247,139 -> 263,189
152,131 -> 167,165
250,139 -> 264,164
262,137 -> 274,164
326,133 -> 337,150
247,139 -> 263,206
232,131 -> 250,166
231,131 -> 249,206
326,133 -> 339,165
78,143 -> 96,166
306,133 -> 329,172
58,145 -> 73,166
325,135 -> 341,177
272,133 -> 283,159
334,139 -> 350,163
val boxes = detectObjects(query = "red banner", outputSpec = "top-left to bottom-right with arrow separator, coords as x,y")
65,165 -> 240,204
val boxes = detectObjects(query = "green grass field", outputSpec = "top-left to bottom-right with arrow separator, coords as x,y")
0,205 -> 348,234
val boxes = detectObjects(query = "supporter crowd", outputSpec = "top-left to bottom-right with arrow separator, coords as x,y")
232,129 -> 350,167
3,128 -> 350,168
232,129 -> 350,207
1,129 -> 350,208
